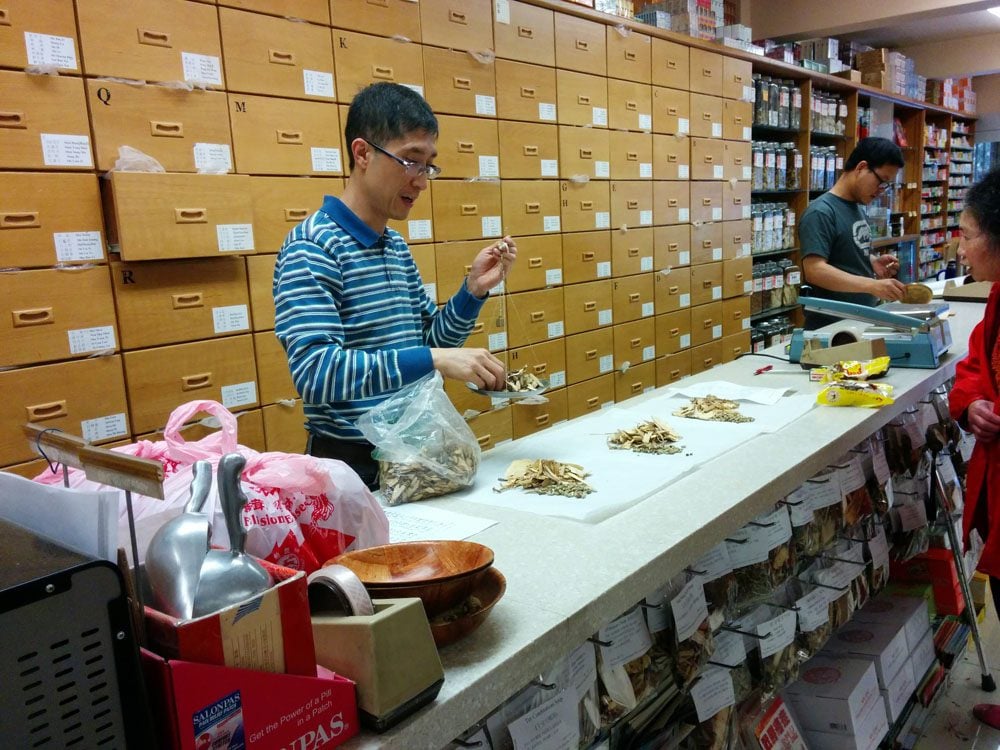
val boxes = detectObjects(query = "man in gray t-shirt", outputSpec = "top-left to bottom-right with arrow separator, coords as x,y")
799,137 -> 907,329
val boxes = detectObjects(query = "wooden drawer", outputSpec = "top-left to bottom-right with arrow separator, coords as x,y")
329,0 -> 421,40
722,219 -> 752,260
654,224 -> 691,269
511,387 -> 567,440
422,46 -> 496,118
690,340 -> 723,374
254,331 -> 296,404
723,256 -> 753,299
1,266 -> 117,367
0,355 -> 130,466
612,274 -> 655,324
559,126 -> 610,181
690,263 -> 723,307
0,0 -> 80,73
689,301 -> 724,348
651,38 -> 689,90
498,121 -> 559,179
656,350 -> 691,386
562,230 -> 612,284
333,30 -> 425,103
387,186 -> 434,245
723,56 -> 754,102
445,352 -> 509,414
723,100 -> 753,142
724,140 -> 753,182
140,408 -> 266,454
652,181 -> 690,226
410,243 -> 437,302
467,406 -> 512,452
494,1 -> 554,66
106,172 -> 255,261
566,374 -> 614,420
690,137 -> 726,181
691,222 -> 723,265
689,181 -> 723,224
262,400 -> 307,454
111,258 -> 250,349
437,115 -> 500,180
651,86 -> 690,136
652,134 -> 690,181
607,79 -> 652,133
609,131 -> 653,181
462,296 -> 507,353
495,60 -> 558,124
0,71 -> 91,170
430,181 -> 502,242
249,177 -> 342,254
559,180 -> 611,233
612,226 -> 653,277
722,296 -> 751,337
563,279 -> 612,336
614,360 -> 655,403
689,48 -> 723,96
434,239 -> 478,307
420,0 -> 493,51
721,331 -> 751,363
247,253 -> 277,330
613,318 -> 656,369
508,337 -> 566,390
723,181 -> 752,222
87,81 -> 231,173
606,27 -> 651,83
610,181 -> 653,230
654,266 -> 691,313
77,0 -> 223,86
564,328 -> 614,384
220,8 -> 335,101
556,69 -> 609,128
503,232 -> 563,293
229,94 -> 343,176
0,173 -> 105,268
554,15 -> 606,76
689,93 -> 724,139
655,309 -> 691,355
220,0 -> 328,24
505,287 -> 564,348
124,334 -> 259,434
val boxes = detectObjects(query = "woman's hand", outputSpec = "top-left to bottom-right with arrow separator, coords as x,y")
466,236 -> 518,298
967,399 -> 1000,443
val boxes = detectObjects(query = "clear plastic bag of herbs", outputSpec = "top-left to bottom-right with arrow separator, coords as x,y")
890,471 -> 931,562
681,667 -> 739,750
642,585 -> 679,693
726,508 -> 795,615
799,556 -> 856,630
707,627 -> 754,704
836,454 -> 875,527
595,606 -> 658,728
538,640 -> 601,748
885,413 -> 927,477
787,578 -> 832,660
484,681 -> 551,750
726,603 -> 801,702
647,571 -> 716,690
690,541 -> 740,625
863,522 -> 892,595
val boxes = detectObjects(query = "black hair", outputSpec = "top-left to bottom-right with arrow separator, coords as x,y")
965,167 -> 1000,250
344,82 -> 438,170
843,137 -> 905,171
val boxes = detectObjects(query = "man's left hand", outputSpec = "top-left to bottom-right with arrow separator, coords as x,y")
872,253 -> 900,279
467,236 -> 518,298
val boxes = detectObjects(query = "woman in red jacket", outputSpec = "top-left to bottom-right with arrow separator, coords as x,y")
948,167 -> 1000,729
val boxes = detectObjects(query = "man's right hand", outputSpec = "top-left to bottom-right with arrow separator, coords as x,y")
431,348 -> 505,390
967,399 -> 1000,443
869,277 -> 906,301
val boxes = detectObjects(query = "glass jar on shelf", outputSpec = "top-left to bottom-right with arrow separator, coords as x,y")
751,326 -> 766,352
790,84 -> 802,130
768,77 -> 780,127
762,206 -> 775,251
769,261 -> 785,310
778,81 -> 791,129
775,145 -> 787,190
784,205 -> 796,249
783,262 -> 801,306
751,264 -> 764,314
752,142 -> 764,191
825,147 -> 837,190
771,205 -> 785,251
754,74 -> 769,125
785,143 -> 801,190
763,143 -> 776,191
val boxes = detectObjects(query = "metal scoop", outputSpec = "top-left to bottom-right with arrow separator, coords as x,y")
191,453 -> 272,618
145,460 -> 212,619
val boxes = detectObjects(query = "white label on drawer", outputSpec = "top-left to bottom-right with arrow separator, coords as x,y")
679,293 -> 690,308
303,69 -> 335,98
495,0 -> 511,23
743,280 -> 753,294
424,282 -> 436,302
680,333 -> 691,347
679,251 -> 690,265
711,122 -> 723,138
672,576 -> 709,642
216,223 -> 255,252
743,165 -> 752,180
547,321 -> 564,338
642,345 -> 655,360
540,158 -> 558,176
742,205 -> 752,220
599,608 -> 652,669
68,326 -> 116,355
679,208 -> 690,222
538,102 -> 557,121
181,52 -> 223,85
311,147 -> 342,173
712,207 -> 723,221
482,216 -> 502,237
80,413 -> 128,443
40,134 -> 92,167
598,309 -> 613,326
678,118 -> 689,134
475,95 -> 496,116
596,261 -> 611,277
640,256 -> 653,272
639,210 -> 653,226
712,323 -> 722,338
743,85 -> 755,102
712,248 -> 723,261
402,83 -> 424,97
599,354 -> 614,373
488,332 -> 507,351
193,142 -> 233,172
54,231 -> 103,262
592,107 -> 608,126
678,164 -> 690,179
596,212 -> 611,229
713,165 -> 724,179
743,126 -> 752,141
545,268 -> 563,285
221,381 -> 257,409
642,302 -> 654,317
543,215 -> 561,232
479,155 -> 500,177
25,32 -> 77,69
594,161 -> 610,178
507,691 -> 577,750
408,219 -> 433,240
691,667 -> 735,723
639,113 -> 652,130
639,163 -> 653,178
212,304 -> 250,334
742,317 -> 751,330
742,242 -> 751,256
549,370 -> 566,387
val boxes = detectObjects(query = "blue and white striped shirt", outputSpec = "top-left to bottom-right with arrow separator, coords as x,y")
273,196 -> 484,442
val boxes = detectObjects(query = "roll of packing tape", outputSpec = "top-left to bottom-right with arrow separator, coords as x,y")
307,564 -> 374,617
827,321 -> 870,347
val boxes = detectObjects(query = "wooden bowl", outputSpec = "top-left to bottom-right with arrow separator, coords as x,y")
428,566 -> 505,647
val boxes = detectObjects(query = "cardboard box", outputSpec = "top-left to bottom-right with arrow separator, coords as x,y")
803,699 -> 888,750
880,659 -> 915,723
784,656 -> 880,735
910,627 -> 937,681
853,594 -> 931,652
824,620 -> 909,689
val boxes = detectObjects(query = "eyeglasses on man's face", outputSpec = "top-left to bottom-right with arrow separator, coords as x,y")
364,139 -> 441,180
868,166 -> 895,191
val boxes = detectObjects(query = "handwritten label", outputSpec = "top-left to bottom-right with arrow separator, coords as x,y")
758,609 -> 797,658
592,107 -> 608,126
540,159 -> 559,176
547,321 -> 564,338
678,164 -> 690,179
596,261 -> 611,277
181,52 -> 222,85
482,216 -> 502,237
212,304 -> 250,334
897,502 -> 928,532
711,122 -> 723,138
840,457 -> 866,493
868,526 -> 890,574
495,0 -> 511,23
691,667 -> 735,722
796,587 -> 831,632
640,256 -> 654,272
479,155 -> 500,177
570,641 -> 597,698
193,142 -> 233,172
595,161 -> 610,178
714,165 -> 725,179
424,283 -> 436,301
507,691 -> 578,750
678,118 -> 689,134
408,219 -> 433,240
640,210 -> 653,226
487,332 -> 507,351
596,212 -> 611,229
545,268 -> 563,285
694,542 -> 733,583
672,576 -> 709,641
713,628 -> 746,667
303,69 -> 335,98
679,293 -> 691,308
598,608 -> 652,669
872,442 -> 891,484
543,215 -> 561,233
216,224 -> 255,252
639,113 -> 652,130
54,231 -> 103,262
475,95 -> 497,116
40,134 -> 92,167
639,163 -> 653,178
25,32 -> 77,69
643,303 -> 655,319
679,208 -> 690,222
68,326 -> 115,355
539,102 -> 557,121
549,370 -> 566,387
80,413 -> 128,443
311,147 -> 343,173
221,381 -> 257,409
599,354 -> 614,373
598,309 -> 613,326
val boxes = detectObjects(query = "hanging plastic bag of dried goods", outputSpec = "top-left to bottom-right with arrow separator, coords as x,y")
865,523 -> 891,594
595,606 -> 657,729
710,627 -> 754,704
788,578 -> 832,660
691,542 -> 739,624
726,508 -> 795,616
357,371 -> 480,505
538,641 -> 601,748
889,470 -> 931,561
681,663 -> 739,750
836,452 -> 874,527
884,412 -> 927,477
728,603 -> 800,701
799,555 -> 856,630
483,681 -> 551,750
660,571 -> 716,691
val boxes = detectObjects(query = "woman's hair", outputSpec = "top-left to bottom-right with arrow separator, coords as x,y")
344,82 -> 438,170
966,167 -> 1000,250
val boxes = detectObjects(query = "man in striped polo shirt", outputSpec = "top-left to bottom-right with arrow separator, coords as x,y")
274,82 -> 517,488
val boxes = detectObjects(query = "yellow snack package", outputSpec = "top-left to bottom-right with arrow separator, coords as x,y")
817,381 -> 894,408
820,357 -> 891,382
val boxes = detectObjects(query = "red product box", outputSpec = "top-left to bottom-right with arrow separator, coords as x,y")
143,649 -> 359,750
889,548 -> 959,589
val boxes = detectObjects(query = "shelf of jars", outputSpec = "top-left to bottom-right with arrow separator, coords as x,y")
871,233 -> 920,249
751,246 -> 800,259
750,303 -> 800,323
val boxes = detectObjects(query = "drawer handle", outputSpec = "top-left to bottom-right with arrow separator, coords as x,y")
521,86 -> 536,98
579,148 -> 592,159
575,39 -> 589,51
150,120 -> 183,137
174,208 -> 207,223
625,50 -> 637,61
460,203 -> 478,216
702,198 -> 713,206
733,196 -> 744,205
668,242 -> 678,250
12,307 -> 53,327
735,272 -> 746,280
533,364 -> 547,374
523,145 -> 538,156
172,292 -> 203,309
528,256 -> 542,267
734,156 -> 745,165
366,0 -> 389,5
670,327 -> 679,335
518,25 -> 535,38
0,211 -> 40,228
182,372 -> 212,390
732,234 -> 743,243
630,337 -> 641,347
535,414 -> 550,425
453,76 -> 471,90
702,239 -> 712,248
585,349 -> 597,360
630,382 -> 642,393
628,292 -> 640,303
734,115 -> 744,124
276,129 -> 303,144
26,401 -> 68,421
137,28 -> 172,47
626,151 -> 638,161
702,281 -> 712,289
626,100 -> 637,111
449,9 -> 468,24
669,285 -> 678,293
457,140 -> 475,153
627,200 -> 638,209
703,357 -> 714,366
285,208 -> 309,221
464,264 -> 473,274
584,301 -> 596,311
268,49 -> 296,65
577,94 -> 591,105
702,67 -> 713,77
702,111 -> 712,121
627,247 -> 639,257
667,60 -> 677,69
372,64 -> 394,80
472,322 -> 484,333
667,154 -> 678,162
586,396 -> 599,407
476,434 -> 492,446
668,199 -> 678,207
0,9 -> 8,25
582,251 -> 595,261
703,155 -> 714,163
530,311 -> 545,322
580,200 -> 593,211
525,202 -> 540,213
732,311 -> 744,320
667,106 -> 678,116
733,73 -> 745,83
0,110 -> 25,129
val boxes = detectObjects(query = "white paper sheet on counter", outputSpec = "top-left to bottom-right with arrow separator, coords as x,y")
382,502 -> 496,543
635,390 -> 817,433
661,380 -> 793,405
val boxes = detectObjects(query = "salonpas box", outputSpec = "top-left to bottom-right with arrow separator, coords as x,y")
823,620 -> 908,688
783,656 -> 880,736
853,594 -> 930,652
804,696 -> 889,750
880,658 -> 915,722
